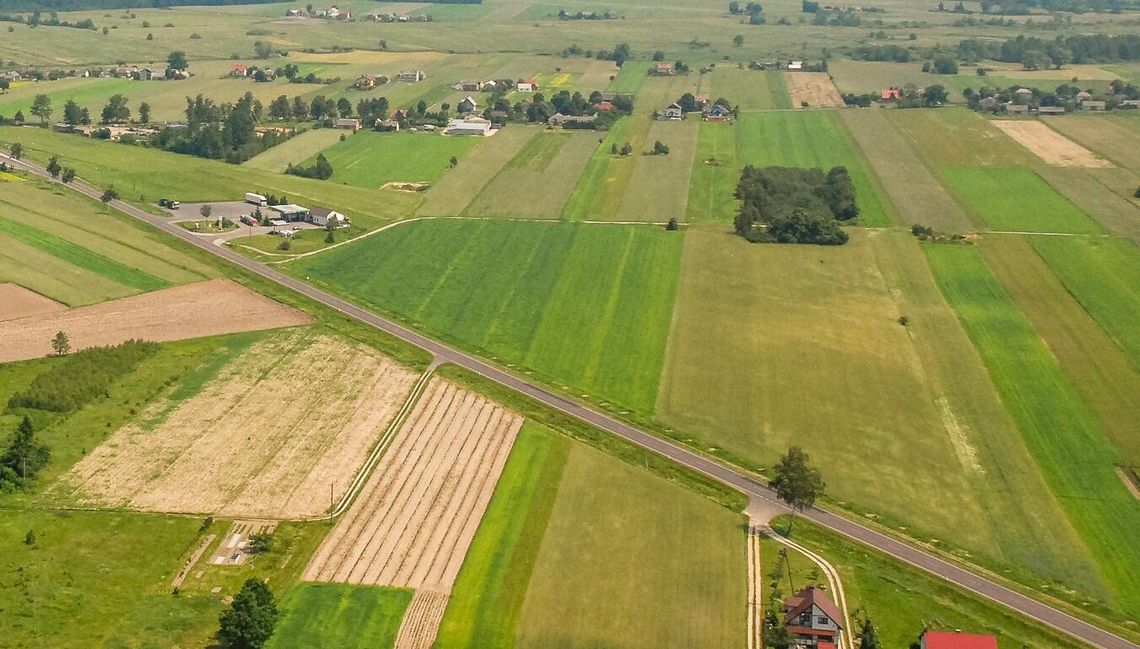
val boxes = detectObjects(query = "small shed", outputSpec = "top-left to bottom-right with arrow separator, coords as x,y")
271,204 -> 310,222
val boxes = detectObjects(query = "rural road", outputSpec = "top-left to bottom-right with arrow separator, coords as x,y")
5,152 -> 1137,649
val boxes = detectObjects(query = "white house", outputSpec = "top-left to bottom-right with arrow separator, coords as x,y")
310,206 -> 348,227
445,117 -> 493,136
662,102 -> 684,120
517,79 -> 538,92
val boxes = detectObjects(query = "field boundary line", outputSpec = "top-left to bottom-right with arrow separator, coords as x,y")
172,532 -> 216,590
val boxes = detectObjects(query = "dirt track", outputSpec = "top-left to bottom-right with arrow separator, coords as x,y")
57,331 -> 419,519
785,72 -> 845,108
302,378 -> 522,591
992,120 -> 1112,168
0,278 -> 311,363
0,283 -> 65,322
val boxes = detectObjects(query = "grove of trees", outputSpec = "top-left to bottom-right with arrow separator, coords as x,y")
733,166 -> 856,245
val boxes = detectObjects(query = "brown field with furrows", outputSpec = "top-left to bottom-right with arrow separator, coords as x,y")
785,72 -> 845,108
394,590 -> 450,649
302,378 -> 522,592
0,283 -> 65,322
0,278 -> 312,363
991,120 -> 1112,168
55,331 -> 419,519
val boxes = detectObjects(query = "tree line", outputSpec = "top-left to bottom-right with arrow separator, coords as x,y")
7,339 -> 158,412
958,34 -> 1140,69
733,166 -> 857,246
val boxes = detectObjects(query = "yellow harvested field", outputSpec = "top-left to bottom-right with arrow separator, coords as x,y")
394,590 -> 450,649
0,279 -> 312,363
992,120 -> 1112,168
303,378 -> 522,592
56,331 -> 420,519
785,72 -> 845,108
0,283 -> 65,322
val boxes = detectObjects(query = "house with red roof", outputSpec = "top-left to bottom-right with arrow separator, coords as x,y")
881,87 -> 902,101
784,585 -> 844,649
919,630 -> 999,649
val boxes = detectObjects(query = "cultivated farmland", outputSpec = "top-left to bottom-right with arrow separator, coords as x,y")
243,129 -> 347,173
991,120 -> 1112,168
1046,115 -> 1140,173
784,72 -> 845,108
0,279 -> 311,364
302,378 -> 522,591
292,219 -> 682,414
313,131 -> 480,188
266,584 -> 412,649
939,166 -> 1103,234
685,121 -> 740,222
710,67 -> 790,110
417,127 -> 538,216
57,330 -> 418,518
0,284 -> 65,321
616,120 -> 699,222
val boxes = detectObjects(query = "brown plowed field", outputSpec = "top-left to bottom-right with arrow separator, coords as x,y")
56,331 -> 419,519
302,378 -> 522,592
992,120 -> 1112,168
785,72 -> 845,108
0,283 -> 65,322
0,278 -> 312,363
394,590 -> 450,649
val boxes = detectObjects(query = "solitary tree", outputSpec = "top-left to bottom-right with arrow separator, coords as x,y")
859,618 -> 881,649
8,143 -> 21,160
24,530 -> 35,546
167,50 -> 188,71
324,216 -> 337,244
2,416 -> 50,484
770,446 -> 824,534
217,578 -> 278,649
734,34 -> 744,47
101,185 -> 119,203
448,155 -> 458,168
50,331 -> 70,355
61,167 -> 76,184
63,99 -> 84,126
138,101 -> 151,123
45,155 -> 61,179
666,217 -> 679,231
200,204 -> 213,219
30,94 -> 52,125
653,140 -> 670,155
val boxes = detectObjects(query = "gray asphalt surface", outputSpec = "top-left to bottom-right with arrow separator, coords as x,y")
4,152 -> 1136,649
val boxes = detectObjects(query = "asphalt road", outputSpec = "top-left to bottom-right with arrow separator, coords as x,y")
5,152 -> 1136,649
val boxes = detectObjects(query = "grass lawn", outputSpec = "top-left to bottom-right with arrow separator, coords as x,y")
839,109 -> 974,231
685,120 -> 739,222
1034,166 -> 1140,245
561,115 -> 640,221
889,108 -> 1037,167
243,129 -> 347,173
616,119 -> 699,222
710,67 -> 790,110
418,126 -> 539,217
608,61 -> 653,93
292,219 -> 682,414
925,243 -> 1140,620
515,441 -> 744,649
265,584 -> 412,649
729,111 -> 893,226
312,130 -> 480,188
436,423 -> 570,649
464,131 -> 599,219
0,509 -> 215,649
765,517 -> 1091,649
939,167 -> 1103,234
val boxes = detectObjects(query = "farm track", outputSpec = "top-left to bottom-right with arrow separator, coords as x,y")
8,152 -> 1135,649
747,526 -> 762,649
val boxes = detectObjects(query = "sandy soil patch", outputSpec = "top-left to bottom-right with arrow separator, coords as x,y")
56,331 -> 420,519
302,378 -> 522,592
0,279 -> 312,364
0,283 -> 66,322
394,590 -> 450,649
785,72 -> 845,108
992,120 -> 1112,168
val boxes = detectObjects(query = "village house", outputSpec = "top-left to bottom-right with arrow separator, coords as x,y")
270,204 -> 309,222
453,80 -> 483,92
548,113 -> 597,127
881,87 -> 902,101
594,100 -> 616,111
1081,100 -> 1106,111
704,103 -> 731,122
1037,105 -> 1066,115
652,61 -> 674,76
334,118 -> 361,131
231,64 -> 248,78
445,116 -> 493,136
784,586 -> 844,649
661,102 -> 684,120
918,630 -> 998,649
309,206 -> 349,228
285,8 -> 306,16
517,79 -> 538,92
375,118 -> 400,131
1076,90 -> 1092,102
1005,102 -> 1030,114
113,65 -> 137,79
788,60 -> 804,70
1119,99 -> 1140,109
397,69 -> 426,82
977,96 -> 998,111
133,68 -> 158,81
457,96 -> 478,114
354,74 -> 378,90
693,94 -> 710,110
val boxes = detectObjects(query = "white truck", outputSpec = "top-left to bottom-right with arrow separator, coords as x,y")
244,192 -> 268,207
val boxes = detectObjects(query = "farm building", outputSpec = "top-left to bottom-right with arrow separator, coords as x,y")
788,60 -> 804,70
309,206 -> 349,227
652,62 -> 674,76
133,68 -> 159,81
977,96 -> 998,110
1037,106 -> 1066,115
594,100 -> 616,111
271,204 -> 310,222
1120,99 -> 1140,109
355,74 -> 378,90
693,94 -> 709,109
661,103 -> 684,120
285,8 -> 306,16
1006,103 -> 1029,114
231,64 -> 248,78
335,118 -> 361,131
397,69 -> 426,82
457,96 -> 478,114
445,117 -> 493,136
704,104 -> 731,121
784,586 -> 844,649
1076,90 -> 1092,101
375,118 -> 400,131
1081,100 -> 1106,111
517,79 -> 539,92
881,87 -> 902,101
918,630 -> 998,649
453,80 -> 483,92
548,113 -> 597,127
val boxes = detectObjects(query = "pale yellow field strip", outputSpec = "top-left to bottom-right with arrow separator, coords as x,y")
992,120 -> 1112,168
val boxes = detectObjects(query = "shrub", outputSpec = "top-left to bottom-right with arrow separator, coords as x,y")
7,340 -> 159,412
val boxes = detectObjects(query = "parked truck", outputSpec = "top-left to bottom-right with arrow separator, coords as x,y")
158,198 -> 181,209
244,192 -> 268,207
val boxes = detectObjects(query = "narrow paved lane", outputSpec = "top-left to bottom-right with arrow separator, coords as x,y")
4,152 -> 1135,649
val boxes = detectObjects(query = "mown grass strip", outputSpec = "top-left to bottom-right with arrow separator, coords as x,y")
266,584 -> 412,649
924,243 -> 1140,618
435,423 -> 570,649
563,117 -> 634,221
0,215 -> 167,292
685,121 -> 739,222
939,167 -> 1103,234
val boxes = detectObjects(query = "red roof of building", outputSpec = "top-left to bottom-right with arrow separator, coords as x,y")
881,88 -> 901,100
819,643 -> 837,649
785,586 -> 844,629
595,100 -> 615,111
922,631 -> 999,649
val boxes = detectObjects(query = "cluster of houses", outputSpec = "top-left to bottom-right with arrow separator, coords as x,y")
972,86 -> 1140,114
364,12 -> 431,22
447,78 -> 541,93
241,193 -> 349,231
660,95 -> 732,122
6,65 -> 188,82
782,585 -> 998,649
350,70 -> 423,91
286,6 -> 351,19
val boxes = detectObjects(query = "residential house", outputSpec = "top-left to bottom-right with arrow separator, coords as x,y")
517,79 -> 538,92
325,6 -> 350,19
1081,100 -> 1106,111
445,116 -> 493,136
397,69 -> 426,82
693,94 -> 710,109
548,113 -> 597,127
788,60 -> 804,70
231,64 -> 248,78
133,68 -> 158,81
918,630 -> 998,649
881,87 -> 902,101
1037,106 -> 1066,115
355,74 -> 378,90
594,100 -> 616,111
489,110 -> 509,124
113,65 -> 136,78
652,61 -> 674,76
784,586 -> 844,649
285,8 -> 306,16
457,96 -> 478,114
1119,99 -> 1140,109
391,108 -> 411,122
704,103 -> 731,121
375,118 -> 400,131
335,118 -> 361,131
1005,103 -> 1030,114
661,102 -> 684,120
977,96 -> 998,111
453,80 -> 483,92
309,206 -> 348,227
1075,90 -> 1092,101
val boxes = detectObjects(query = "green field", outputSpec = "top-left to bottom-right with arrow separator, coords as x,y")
436,423 -> 570,649
925,243 -> 1140,619
710,67 -> 790,110
1044,115 -> 1140,174
514,442 -> 744,649
293,219 -> 682,413
266,584 -> 412,649
939,167 -> 1103,234
464,131 -> 599,219
685,120 -> 739,221
608,61 -> 653,93
312,130 -> 480,188
418,127 -> 539,217
889,108 -> 1037,168
0,182 -> 212,305
243,128 -> 346,173
616,119 -> 699,222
